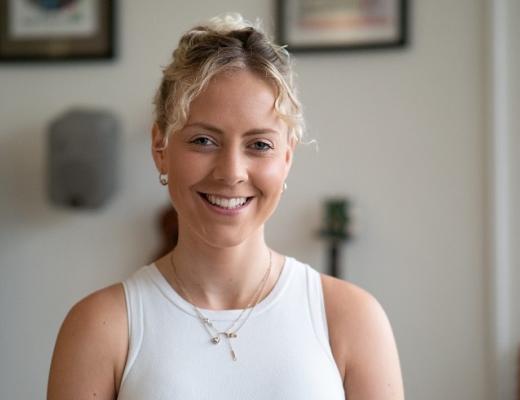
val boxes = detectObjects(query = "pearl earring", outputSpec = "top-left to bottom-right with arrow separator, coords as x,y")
159,173 -> 168,186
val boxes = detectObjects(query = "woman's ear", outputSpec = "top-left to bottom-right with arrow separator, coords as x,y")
151,123 -> 168,173
284,134 -> 296,174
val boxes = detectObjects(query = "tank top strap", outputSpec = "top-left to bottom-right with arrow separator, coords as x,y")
120,266 -> 147,386
304,264 -> 336,365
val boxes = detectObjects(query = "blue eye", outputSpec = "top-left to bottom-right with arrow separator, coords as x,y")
250,141 -> 273,151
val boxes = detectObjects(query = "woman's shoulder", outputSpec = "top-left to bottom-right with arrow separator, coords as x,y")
70,283 -> 128,329
71,283 -> 129,384
320,274 -> 378,365
320,273 -> 380,315
320,273 -> 394,356
320,273 -> 404,398
47,283 -> 128,399
64,283 -> 127,340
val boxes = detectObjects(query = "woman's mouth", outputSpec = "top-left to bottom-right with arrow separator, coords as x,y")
198,193 -> 254,210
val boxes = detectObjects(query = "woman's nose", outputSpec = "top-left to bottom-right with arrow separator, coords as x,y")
212,146 -> 248,185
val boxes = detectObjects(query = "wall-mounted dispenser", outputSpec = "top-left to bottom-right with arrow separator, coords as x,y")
47,108 -> 120,210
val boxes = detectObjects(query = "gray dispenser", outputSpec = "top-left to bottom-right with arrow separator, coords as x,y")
47,108 -> 120,210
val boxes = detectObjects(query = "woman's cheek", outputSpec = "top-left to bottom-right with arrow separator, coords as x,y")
170,152 -> 206,180
255,158 -> 287,190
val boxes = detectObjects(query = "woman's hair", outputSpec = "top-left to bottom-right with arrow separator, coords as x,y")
153,13 -> 304,143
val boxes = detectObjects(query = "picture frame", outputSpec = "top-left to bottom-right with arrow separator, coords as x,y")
0,0 -> 115,62
276,0 -> 408,52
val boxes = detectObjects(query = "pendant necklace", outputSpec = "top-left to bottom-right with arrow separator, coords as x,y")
169,250 -> 272,361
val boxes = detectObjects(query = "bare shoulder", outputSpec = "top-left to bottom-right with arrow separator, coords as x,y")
320,274 -> 380,370
47,283 -> 128,400
321,273 -> 377,314
321,274 -> 405,399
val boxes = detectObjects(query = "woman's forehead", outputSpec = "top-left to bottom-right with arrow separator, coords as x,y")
187,71 -> 280,125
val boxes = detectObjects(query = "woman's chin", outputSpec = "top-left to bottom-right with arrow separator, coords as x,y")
190,225 -> 262,250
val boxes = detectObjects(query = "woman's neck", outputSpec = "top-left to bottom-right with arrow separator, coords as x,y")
157,228 -> 281,310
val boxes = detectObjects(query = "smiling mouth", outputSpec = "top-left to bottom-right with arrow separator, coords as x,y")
198,193 -> 254,210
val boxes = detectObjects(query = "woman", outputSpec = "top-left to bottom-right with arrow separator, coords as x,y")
47,13 -> 404,400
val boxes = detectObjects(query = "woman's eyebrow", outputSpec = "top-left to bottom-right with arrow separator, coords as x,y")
185,122 -> 280,136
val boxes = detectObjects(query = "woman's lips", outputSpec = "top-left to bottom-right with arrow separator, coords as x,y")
198,192 -> 254,215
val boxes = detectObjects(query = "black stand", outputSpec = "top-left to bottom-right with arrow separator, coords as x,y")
327,240 -> 344,278
318,198 -> 351,279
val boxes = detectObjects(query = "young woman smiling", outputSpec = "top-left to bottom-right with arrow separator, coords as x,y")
47,13 -> 404,400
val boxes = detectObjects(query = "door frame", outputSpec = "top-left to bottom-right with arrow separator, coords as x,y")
487,0 -> 518,398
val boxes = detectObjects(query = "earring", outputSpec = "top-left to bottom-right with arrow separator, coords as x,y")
282,182 -> 287,193
159,173 -> 168,186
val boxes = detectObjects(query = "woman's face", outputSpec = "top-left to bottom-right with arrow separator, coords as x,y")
153,69 -> 295,248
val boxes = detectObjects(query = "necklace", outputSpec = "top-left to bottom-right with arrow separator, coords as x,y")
169,250 -> 272,361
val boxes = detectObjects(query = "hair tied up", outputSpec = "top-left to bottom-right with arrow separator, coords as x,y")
153,12 -> 305,142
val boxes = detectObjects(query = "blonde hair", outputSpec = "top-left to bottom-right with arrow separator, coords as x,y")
153,13 -> 304,142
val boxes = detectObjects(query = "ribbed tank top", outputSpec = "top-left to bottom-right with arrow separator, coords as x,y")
117,257 -> 345,400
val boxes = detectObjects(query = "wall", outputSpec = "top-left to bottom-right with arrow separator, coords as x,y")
0,1 -> 489,399
510,0 -> 520,363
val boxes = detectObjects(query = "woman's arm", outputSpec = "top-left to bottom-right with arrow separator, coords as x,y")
322,275 -> 405,400
47,284 -> 128,400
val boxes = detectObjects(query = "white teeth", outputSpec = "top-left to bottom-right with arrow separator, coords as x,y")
206,194 -> 248,209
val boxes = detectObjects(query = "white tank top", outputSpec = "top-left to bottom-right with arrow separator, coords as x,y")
117,257 -> 345,400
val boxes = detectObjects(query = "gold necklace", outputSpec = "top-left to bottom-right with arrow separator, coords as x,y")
169,250 -> 272,361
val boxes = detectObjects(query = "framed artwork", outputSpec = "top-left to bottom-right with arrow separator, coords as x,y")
276,0 -> 408,52
0,0 -> 115,61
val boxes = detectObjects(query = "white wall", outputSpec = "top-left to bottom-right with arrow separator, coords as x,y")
0,1 -> 490,399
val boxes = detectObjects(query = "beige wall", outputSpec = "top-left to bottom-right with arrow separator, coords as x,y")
0,1 -> 490,398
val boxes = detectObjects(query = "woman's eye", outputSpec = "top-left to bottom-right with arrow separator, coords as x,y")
250,141 -> 273,151
190,137 -> 216,146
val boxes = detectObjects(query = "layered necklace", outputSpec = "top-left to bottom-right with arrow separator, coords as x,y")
169,250 -> 272,361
